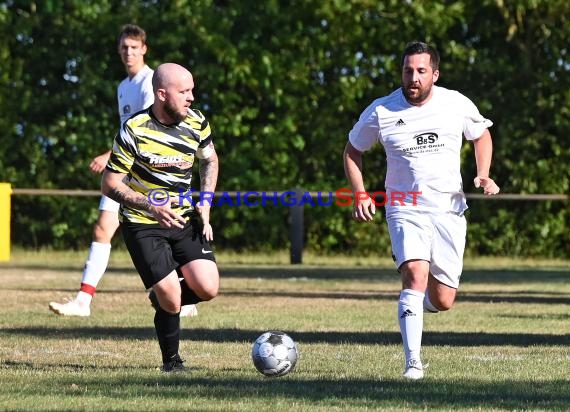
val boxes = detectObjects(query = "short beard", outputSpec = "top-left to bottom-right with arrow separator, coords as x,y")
164,104 -> 185,124
403,85 -> 432,106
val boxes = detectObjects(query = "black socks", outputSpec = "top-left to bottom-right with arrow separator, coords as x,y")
180,280 -> 203,305
154,306 -> 180,364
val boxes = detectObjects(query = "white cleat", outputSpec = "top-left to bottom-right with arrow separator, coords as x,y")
179,304 -> 198,318
49,299 -> 91,317
403,359 -> 425,380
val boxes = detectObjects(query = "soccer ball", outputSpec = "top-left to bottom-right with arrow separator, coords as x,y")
251,331 -> 299,377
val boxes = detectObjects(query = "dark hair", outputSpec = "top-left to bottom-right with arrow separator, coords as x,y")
401,41 -> 440,71
118,24 -> 147,45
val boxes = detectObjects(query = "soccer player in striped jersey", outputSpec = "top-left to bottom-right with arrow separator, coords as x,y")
49,24 -> 197,318
344,41 -> 500,380
102,63 -> 219,372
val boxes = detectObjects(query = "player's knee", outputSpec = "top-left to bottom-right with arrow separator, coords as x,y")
431,295 -> 454,311
189,267 -> 219,301
197,284 -> 218,301
92,223 -> 114,242
92,214 -> 119,242
400,261 -> 429,289
438,301 -> 453,311
159,299 -> 182,314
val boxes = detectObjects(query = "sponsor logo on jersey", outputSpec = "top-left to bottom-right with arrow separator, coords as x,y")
413,132 -> 438,145
402,132 -> 443,154
141,153 -> 193,169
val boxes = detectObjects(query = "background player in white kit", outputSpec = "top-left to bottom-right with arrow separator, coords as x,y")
49,24 -> 197,318
343,41 -> 500,380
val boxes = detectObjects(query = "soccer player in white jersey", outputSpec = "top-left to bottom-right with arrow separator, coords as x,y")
343,41 -> 500,380
49,24 -> 197,318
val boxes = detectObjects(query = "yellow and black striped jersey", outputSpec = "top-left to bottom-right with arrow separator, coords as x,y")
107,107 -> 213,224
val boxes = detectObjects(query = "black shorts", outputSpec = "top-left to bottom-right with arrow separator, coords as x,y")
121,216 -> 216,289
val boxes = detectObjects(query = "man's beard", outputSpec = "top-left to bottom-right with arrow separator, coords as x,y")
164,103 -> 186,124
403,84 -> 432,105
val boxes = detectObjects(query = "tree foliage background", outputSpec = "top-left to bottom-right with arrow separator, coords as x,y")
0,0 -> 568,257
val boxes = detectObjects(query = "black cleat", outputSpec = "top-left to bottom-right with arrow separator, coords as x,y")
161,354 -> 188,373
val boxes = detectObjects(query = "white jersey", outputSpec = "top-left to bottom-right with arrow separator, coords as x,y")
349,85 -> 492,215
117,65 -> 154,125
101,65 -> 154,213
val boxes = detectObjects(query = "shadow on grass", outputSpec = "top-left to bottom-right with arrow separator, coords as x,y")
218,289 -> 570,305
9,284 -> 570,306
80,375 -> 570,409
2,326 -> 568,347
1,364 -> 568,410
3,264 -> 569,283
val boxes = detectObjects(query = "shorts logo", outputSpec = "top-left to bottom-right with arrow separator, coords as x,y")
201,248 -> 213,254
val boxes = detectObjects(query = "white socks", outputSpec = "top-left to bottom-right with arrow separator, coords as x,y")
75,290 -> 93,306
398,289 -> 424,363
75,242 -> 112,305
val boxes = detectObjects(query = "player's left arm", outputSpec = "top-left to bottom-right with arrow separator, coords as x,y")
472,129 -> 500,195
196,142 -> 219,241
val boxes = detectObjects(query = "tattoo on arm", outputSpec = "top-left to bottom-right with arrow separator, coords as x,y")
108,187 -> 152,211
199,152 -> 219,193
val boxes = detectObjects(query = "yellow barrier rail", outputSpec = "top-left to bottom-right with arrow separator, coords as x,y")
0,183 -> 12,261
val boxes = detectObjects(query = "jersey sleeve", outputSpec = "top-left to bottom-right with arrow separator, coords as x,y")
348,101 -> 381,152
106,124 -> 137,173
461,95 -> 493,140
140,74 -> 154,110
189,109 -> 214,159
197,142 -> 214,159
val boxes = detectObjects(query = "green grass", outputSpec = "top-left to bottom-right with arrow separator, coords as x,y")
0,250 -> 569,411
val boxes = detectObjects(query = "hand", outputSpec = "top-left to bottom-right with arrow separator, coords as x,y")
150,202 -> 186,229
352,194 -> 376,222
474,176 -> 500,195
202,222 -> 214,241
89,152 -> 111,174
195,203 -> 214,241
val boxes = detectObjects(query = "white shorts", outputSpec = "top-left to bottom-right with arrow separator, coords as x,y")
386,209 -> 466,288
99,195 -> 120,213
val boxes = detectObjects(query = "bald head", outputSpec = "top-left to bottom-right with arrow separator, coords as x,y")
151,63 -> 195,124
152,63 -> 193,91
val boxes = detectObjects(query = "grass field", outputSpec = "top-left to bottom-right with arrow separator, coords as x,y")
1,250 -> 569,411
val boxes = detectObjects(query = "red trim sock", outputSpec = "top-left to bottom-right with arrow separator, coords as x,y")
80,283 -> 97,296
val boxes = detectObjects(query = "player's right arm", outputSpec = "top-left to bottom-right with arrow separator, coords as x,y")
101,170 -> 149,212
343,142 -> 376,222
101,170 -> 186,229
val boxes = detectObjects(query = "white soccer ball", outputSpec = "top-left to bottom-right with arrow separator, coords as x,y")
251,331 -> 299,377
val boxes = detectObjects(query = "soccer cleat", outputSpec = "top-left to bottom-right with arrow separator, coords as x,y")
148,289 -> 198,318
161,354 -> 187,373
403,359 -> 425,380
49,299 -> 91,317
179,304 -> 198,317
